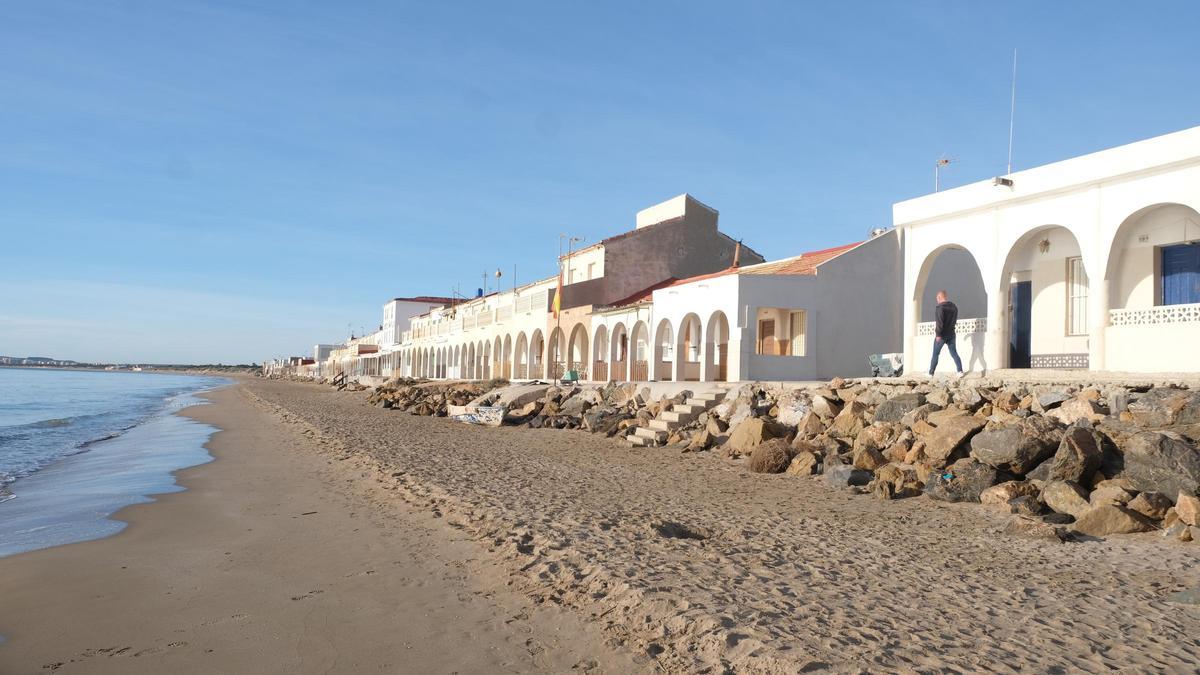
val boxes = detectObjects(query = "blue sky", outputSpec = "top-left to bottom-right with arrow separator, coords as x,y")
2,1 -> 1198,364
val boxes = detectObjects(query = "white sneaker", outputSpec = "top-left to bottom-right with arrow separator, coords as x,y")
955,371 -> 966,379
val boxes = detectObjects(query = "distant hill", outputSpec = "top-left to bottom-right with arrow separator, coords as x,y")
0,356 -> 81,367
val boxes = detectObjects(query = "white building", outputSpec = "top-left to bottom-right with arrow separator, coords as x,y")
897,125 -> 1200,374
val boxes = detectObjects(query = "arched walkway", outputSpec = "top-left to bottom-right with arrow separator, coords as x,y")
912,245 -> 989,374
515,332 -> 529,379
547,327 -> 566,380
567,324 -> 588,379
609,322 -> 629,382
467,343 -> 477,379
592,324 -> 609,381
502,335 -> 513,379
529,329 -> 545,379
704,311 -> 729,381
629,321 -> 649,381
653,319 -> 674,381
998,225 -> 1090,369
675,313 -> 702,381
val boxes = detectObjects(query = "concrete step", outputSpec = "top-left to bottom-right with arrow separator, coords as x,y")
649,419 -> 673,432
627,435 -> 655,447
633,426 -> 668,442
660,409 -> 696,424
692,391 -> 726,404
669,403 -> 706,415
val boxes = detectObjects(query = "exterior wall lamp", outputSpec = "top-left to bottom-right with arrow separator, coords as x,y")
1038,238 -> 1051,254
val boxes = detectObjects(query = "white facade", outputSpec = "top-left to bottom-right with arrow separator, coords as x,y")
897,125 -> 1200,374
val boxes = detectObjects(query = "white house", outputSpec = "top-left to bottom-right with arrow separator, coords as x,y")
897,125 -> 1200,375
589,230 -> 902,382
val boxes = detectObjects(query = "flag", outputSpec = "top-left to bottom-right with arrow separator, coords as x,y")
552,266 -> 562,319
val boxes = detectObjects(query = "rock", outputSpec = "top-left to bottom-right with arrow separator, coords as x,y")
1035,392 -> 1071,412
1127,492 -> 1173,520
582,405 -> 618,432
871,463 -> 924,500
883,433 -> 914,463
748,438 -> 794,474
1118,431 -> 1200,497
775,395 -> 811,427
903,442 -> 927,464
853,424 -> 895,453
873,393 -> 927,423
559,393 -> 595,416
852,446 -> 888,471
794,411 -> 825,440
1089,484 -> 1135,508
1073,505 -> 1156,537
830,401 -> 869,439
1126,387 -> 1200,428
1042,512 -> 1076,525
1042,480 -> 1091,518
926,388 -> 951,408
1176,493 -> 1200,526
1163,521 -> 1193,542
1047,423 -> 1104,483
980,481 -> 1041,509
725,417 -> 789,458
901,403 -> 941,428
970,423 -> 1054,475
1009,495 -> 1045,517
921,416 -> 986,468
824,465 -> 872,488
706,416 -> 728,435
811,395 -> 842,419
1005,516 -> 1067,542
993,391 -> 1021,413
686,428 -> 715,453
923,458 -> 998,503
1048,397 -> 1109,425
786,451 -> 819,476
954,387 -> 985,411
925,408 -> 969,426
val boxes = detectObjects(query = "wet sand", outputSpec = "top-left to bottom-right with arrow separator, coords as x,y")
0,385 -> 632,674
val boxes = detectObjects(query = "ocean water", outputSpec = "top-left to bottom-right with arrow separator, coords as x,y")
0,368 -> 230,557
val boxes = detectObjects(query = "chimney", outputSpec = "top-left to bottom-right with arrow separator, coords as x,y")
732,240 -> 742,268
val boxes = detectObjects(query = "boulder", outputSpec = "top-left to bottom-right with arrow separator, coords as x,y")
1009,495 -> 1045,517
1118,431 -> 1200,497
794,411 -> 825,440
581,405 -> 618,432
1047,397 -> 1109,425
901,403 -> 941,428
883,433 -> 914,463
852,446 -> 888,471
1126,387 -> 1200,428
1005,516 -> 1067,542
1035,392 -> 1071,412
786,451 -> 820,476
923,458 -> 998,503
775,395 -> 811,427
921,416 -> 987,468
853,424 -> 896,454
873,393 -> 927,423
1177,493 -> 1200,527
1073,505 -> 1156,537
810,395 -> 842,419
1127,491 -> 1173,520
824,465 -> 872,488
830,401 -> 870,439
725,417 -> 789,458
1089,484 -> 1135,508
970,422 -> 1054,475
748,438 -> 794,474
871,463 -> 924,500
1047,423 -> 1104,484
926,388 -> 952,408
685,428 -> 715,453
1163,521 -> 1194,542
1042,480 -> 1091,518
980,481 -> 1041,509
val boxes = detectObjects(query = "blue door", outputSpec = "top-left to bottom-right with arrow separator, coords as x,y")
1009,281 -> 1032,368
1162,244 -> 1200,305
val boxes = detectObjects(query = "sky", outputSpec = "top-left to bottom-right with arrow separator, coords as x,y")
2,1 -> 1199,364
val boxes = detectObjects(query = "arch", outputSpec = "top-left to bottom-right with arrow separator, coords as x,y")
547,327 -> 566,380
529,329 -> 545,379
653,318 -> 674,381
1104,203 -> 1200,308
609,322 -> 628,382
704,311 -> 730,382
515,332 -> 529,379
592,324 -> 609,381
629,320 -> 650,381
997,225 -> 1090,369
567,323 -> 589,379
480,340 -> 490,380
467,342 -> 477,379
502,334 -> 514,379
675,313 -> 703,382
912,244 -> 989,374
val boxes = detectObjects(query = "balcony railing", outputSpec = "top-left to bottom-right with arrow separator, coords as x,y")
916,317 -> 987,336
1110,303 -> 1200,327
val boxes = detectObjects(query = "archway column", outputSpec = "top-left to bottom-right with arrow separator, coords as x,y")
1088,277 -> 1110,370
903,297 -> 919,377
984,286 -> 1006,372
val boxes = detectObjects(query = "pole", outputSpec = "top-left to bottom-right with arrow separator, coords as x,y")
1007,48 -> 1017,176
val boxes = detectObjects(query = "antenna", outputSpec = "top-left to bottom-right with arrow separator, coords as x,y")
934,155 -> 956,192
1007,48 -> 1017,175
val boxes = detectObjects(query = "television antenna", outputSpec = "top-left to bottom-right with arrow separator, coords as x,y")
934,155 -> 957,192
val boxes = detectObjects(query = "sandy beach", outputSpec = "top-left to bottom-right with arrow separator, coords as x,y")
0,384 -> 633,674
3,379 -> 1200,673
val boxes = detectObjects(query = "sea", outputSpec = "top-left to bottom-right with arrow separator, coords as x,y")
0,368 -> 230,557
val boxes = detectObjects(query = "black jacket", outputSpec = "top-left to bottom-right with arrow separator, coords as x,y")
935,301 -> 958,339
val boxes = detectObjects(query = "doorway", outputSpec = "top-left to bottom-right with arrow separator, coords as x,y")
1009,281 -> 1032,368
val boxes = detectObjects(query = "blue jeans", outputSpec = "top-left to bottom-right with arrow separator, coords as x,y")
930,335 -> 963,375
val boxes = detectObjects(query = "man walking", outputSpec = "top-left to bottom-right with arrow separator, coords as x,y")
929,289 -> 964,377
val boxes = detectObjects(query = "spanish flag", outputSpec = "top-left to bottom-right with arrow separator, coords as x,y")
552,266 -> 562,319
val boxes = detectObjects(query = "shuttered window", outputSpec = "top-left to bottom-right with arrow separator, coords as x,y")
1162,243 -> 1200,305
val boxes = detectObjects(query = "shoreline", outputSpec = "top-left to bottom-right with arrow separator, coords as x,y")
0,383 -> 633,673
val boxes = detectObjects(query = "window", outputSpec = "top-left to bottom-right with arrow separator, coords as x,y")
756,319 -> 777,355
789,311 -> 807,356
1067,256 -> 1088,335
587,263 -> 595,280
1162,244 -> 1200,305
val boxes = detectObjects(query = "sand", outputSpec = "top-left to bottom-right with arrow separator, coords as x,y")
0,385 -> 634,674
4,378 -> 1200,673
